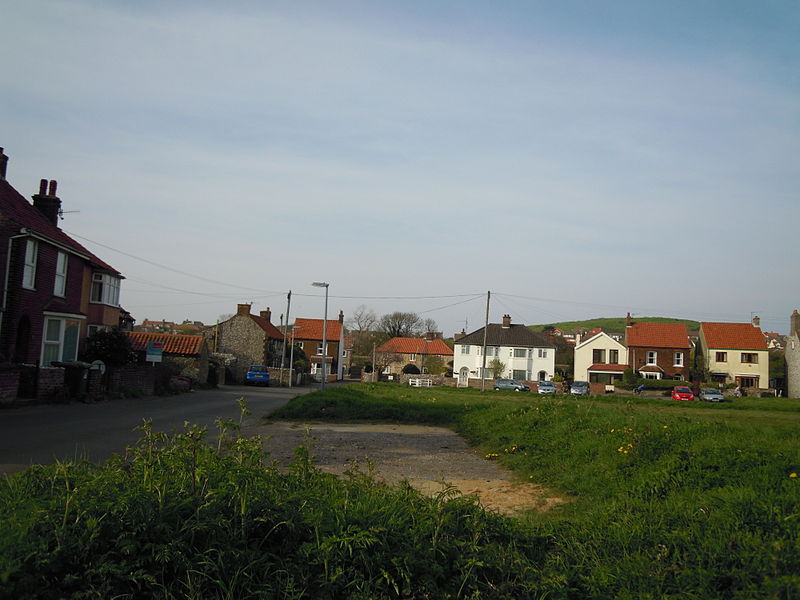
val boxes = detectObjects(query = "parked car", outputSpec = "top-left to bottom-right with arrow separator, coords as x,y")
699,388 -> 726,402
537,381 -> 556,394
245,365 -> 270,386
570,381 -> 590,396
671,385 -> 694,401
493,378 -> 530,392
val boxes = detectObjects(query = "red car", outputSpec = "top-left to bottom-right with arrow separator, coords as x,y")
671,386 -> 694,401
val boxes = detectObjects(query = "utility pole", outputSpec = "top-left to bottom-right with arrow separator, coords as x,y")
372,343 -> 377,383
279,290 -> 291,385
481,291 -> 490,392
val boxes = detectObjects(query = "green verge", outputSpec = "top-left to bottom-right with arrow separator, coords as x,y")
272,383 -> 800,599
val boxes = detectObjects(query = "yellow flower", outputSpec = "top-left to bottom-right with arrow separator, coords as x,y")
791,473 -> 798,478
663,425 -> 668,429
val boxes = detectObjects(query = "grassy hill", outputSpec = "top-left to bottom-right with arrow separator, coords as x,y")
529,316 -> 700,333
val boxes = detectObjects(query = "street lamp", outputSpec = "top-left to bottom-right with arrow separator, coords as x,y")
311,282 -> 329,390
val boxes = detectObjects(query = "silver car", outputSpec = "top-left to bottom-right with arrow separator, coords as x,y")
493,378 -> 530,392
570,381 -> 590,396
537,381 -> 556,394
699,388 -> 726,402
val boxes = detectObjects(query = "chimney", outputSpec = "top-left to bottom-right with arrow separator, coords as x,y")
425,331 -> 434,341
32,179 -> 62,226
502,314 -> 511,328
338,310 -> 344,324
752,315 -> 761,328
237,303 -> 251,317
454,328 -> 466,342
260,307 -> 272,323
626,312 -> 632,327
0,147 -> 8,180
791,309 -> 800,336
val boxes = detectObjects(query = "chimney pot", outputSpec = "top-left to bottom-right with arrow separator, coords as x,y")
33,178 -> 62,226
502,314 -> 511,328
260,307 -> 272,322
752,315 -> 761,328
39,179 -> 48,195
48,179 -> 57,196
338,310 -> 344,324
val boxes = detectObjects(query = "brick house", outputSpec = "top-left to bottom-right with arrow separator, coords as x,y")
292,311 -> 350,381
699,321 -> 769,389
127,332 -> 210,382
376,333 -> 453,375
785,310 -> 800,398
624,316 -> 691,380
205,304 -> 284,382
0,149 -> 125,367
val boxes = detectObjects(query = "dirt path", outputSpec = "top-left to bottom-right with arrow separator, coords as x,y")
248,421 -> 567,515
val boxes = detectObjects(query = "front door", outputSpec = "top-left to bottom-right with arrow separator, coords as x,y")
458,367 -> 469,388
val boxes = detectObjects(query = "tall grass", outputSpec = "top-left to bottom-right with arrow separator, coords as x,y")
274,384 -> 800,598
0,403 -> 547,599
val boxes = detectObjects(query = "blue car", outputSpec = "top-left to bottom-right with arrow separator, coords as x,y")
245,365 -> 270,386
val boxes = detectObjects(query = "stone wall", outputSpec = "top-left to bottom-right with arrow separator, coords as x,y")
787,334 -> 800,398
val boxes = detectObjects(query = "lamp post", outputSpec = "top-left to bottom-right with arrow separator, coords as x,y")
312,282 -> 329,390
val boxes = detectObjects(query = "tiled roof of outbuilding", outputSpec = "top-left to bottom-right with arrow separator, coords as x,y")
376,337 -> 453,356
701,322 -> 768,351
127,332 -> 205,355
457,323 -> 553,348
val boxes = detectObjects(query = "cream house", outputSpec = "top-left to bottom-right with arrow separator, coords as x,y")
699,322 -> 769,389
573,331 -> 628,383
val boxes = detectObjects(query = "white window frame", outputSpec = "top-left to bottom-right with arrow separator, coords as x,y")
23,239 -> 38,289
316,342 -> 327,356
90,273 -> 121,307
461,345 -> 470,354
54,252 -> 68,297
538,348 -> 548,359
41,314 -> 83,365
513,348 -> 526,358
646,351 -> 657,365
673,352 -> 684,367
409,353 -> 416,361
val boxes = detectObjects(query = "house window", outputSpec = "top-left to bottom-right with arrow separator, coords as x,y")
481,367 -> 494,379
741,353 -> 758,364
409,353 -> 416,361
461,345 -> 470,354
23,240 -> 38,289
641,372 -> 660,380
739,376 -> 758,387
341,350 -> 347,357
513,348 -> 526,358
673,352 -> 684,367
316,343 -> 327,356
609,349 -> 619,364
512,369 -> 527,380
41,317 -> 80,365
592,349 -> 606,363
87,324 -> 107,338
716,352 -> 727,362
538,349 -> 547,358
646,351 -> 657,365
90,273 -> 121,306
54,252 -> 68,296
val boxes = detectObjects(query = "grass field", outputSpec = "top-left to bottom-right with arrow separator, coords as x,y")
1,385 -> 797,599
273,384 -> 800,598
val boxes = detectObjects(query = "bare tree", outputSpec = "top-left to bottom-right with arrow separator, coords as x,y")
379,311 -> 422,338
346,305 -> 379,361
420,317 -> 439,336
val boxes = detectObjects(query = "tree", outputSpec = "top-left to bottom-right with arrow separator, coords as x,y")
420,318 -> 439,336
81,328 -> 137,367
488,359 -> 506,379
422,355 -> 445,375
346,305 -> 380,360
379,312 -> 422,338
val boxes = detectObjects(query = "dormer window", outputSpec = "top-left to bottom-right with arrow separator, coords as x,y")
91,273 -> 120,306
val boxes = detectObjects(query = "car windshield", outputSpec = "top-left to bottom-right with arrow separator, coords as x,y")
249,365 -> 267,372
573,382 -> 588,387
703,389 -> 720,394
675,387 -> 691,393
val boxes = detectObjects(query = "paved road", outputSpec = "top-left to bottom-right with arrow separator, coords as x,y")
0,384 -> 312,474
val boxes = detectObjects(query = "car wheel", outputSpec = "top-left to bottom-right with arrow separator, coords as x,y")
514,388 -> 520,392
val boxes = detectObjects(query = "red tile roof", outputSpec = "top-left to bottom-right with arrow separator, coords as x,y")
249,314 -> 284,340
588,363 -> 628,372
701,322 -> 768,351
0,179 -> 120,274
293,318 -> 345,341
127,332 -> 206,355
376,337 -> 454,356
626,322 -> 690,349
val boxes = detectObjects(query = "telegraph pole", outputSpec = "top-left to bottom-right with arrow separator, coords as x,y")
481,291 -> 490,392
279,290 -> 291,385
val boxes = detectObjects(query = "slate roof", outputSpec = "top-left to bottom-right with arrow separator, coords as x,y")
293,318 -> 345,342
127,332 -> 205,355
0,179 -> 120,274
376,337 -> 454,356
701,322 -> 768,351
626,322 -> 690,349
456,323 -> 553,348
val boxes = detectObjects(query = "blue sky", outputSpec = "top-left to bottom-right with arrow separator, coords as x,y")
2,0 -> 798,334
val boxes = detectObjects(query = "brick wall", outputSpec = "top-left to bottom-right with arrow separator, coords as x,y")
109,365 -> 156,396
37,366 -> 66,400
0,366 -> 20,405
